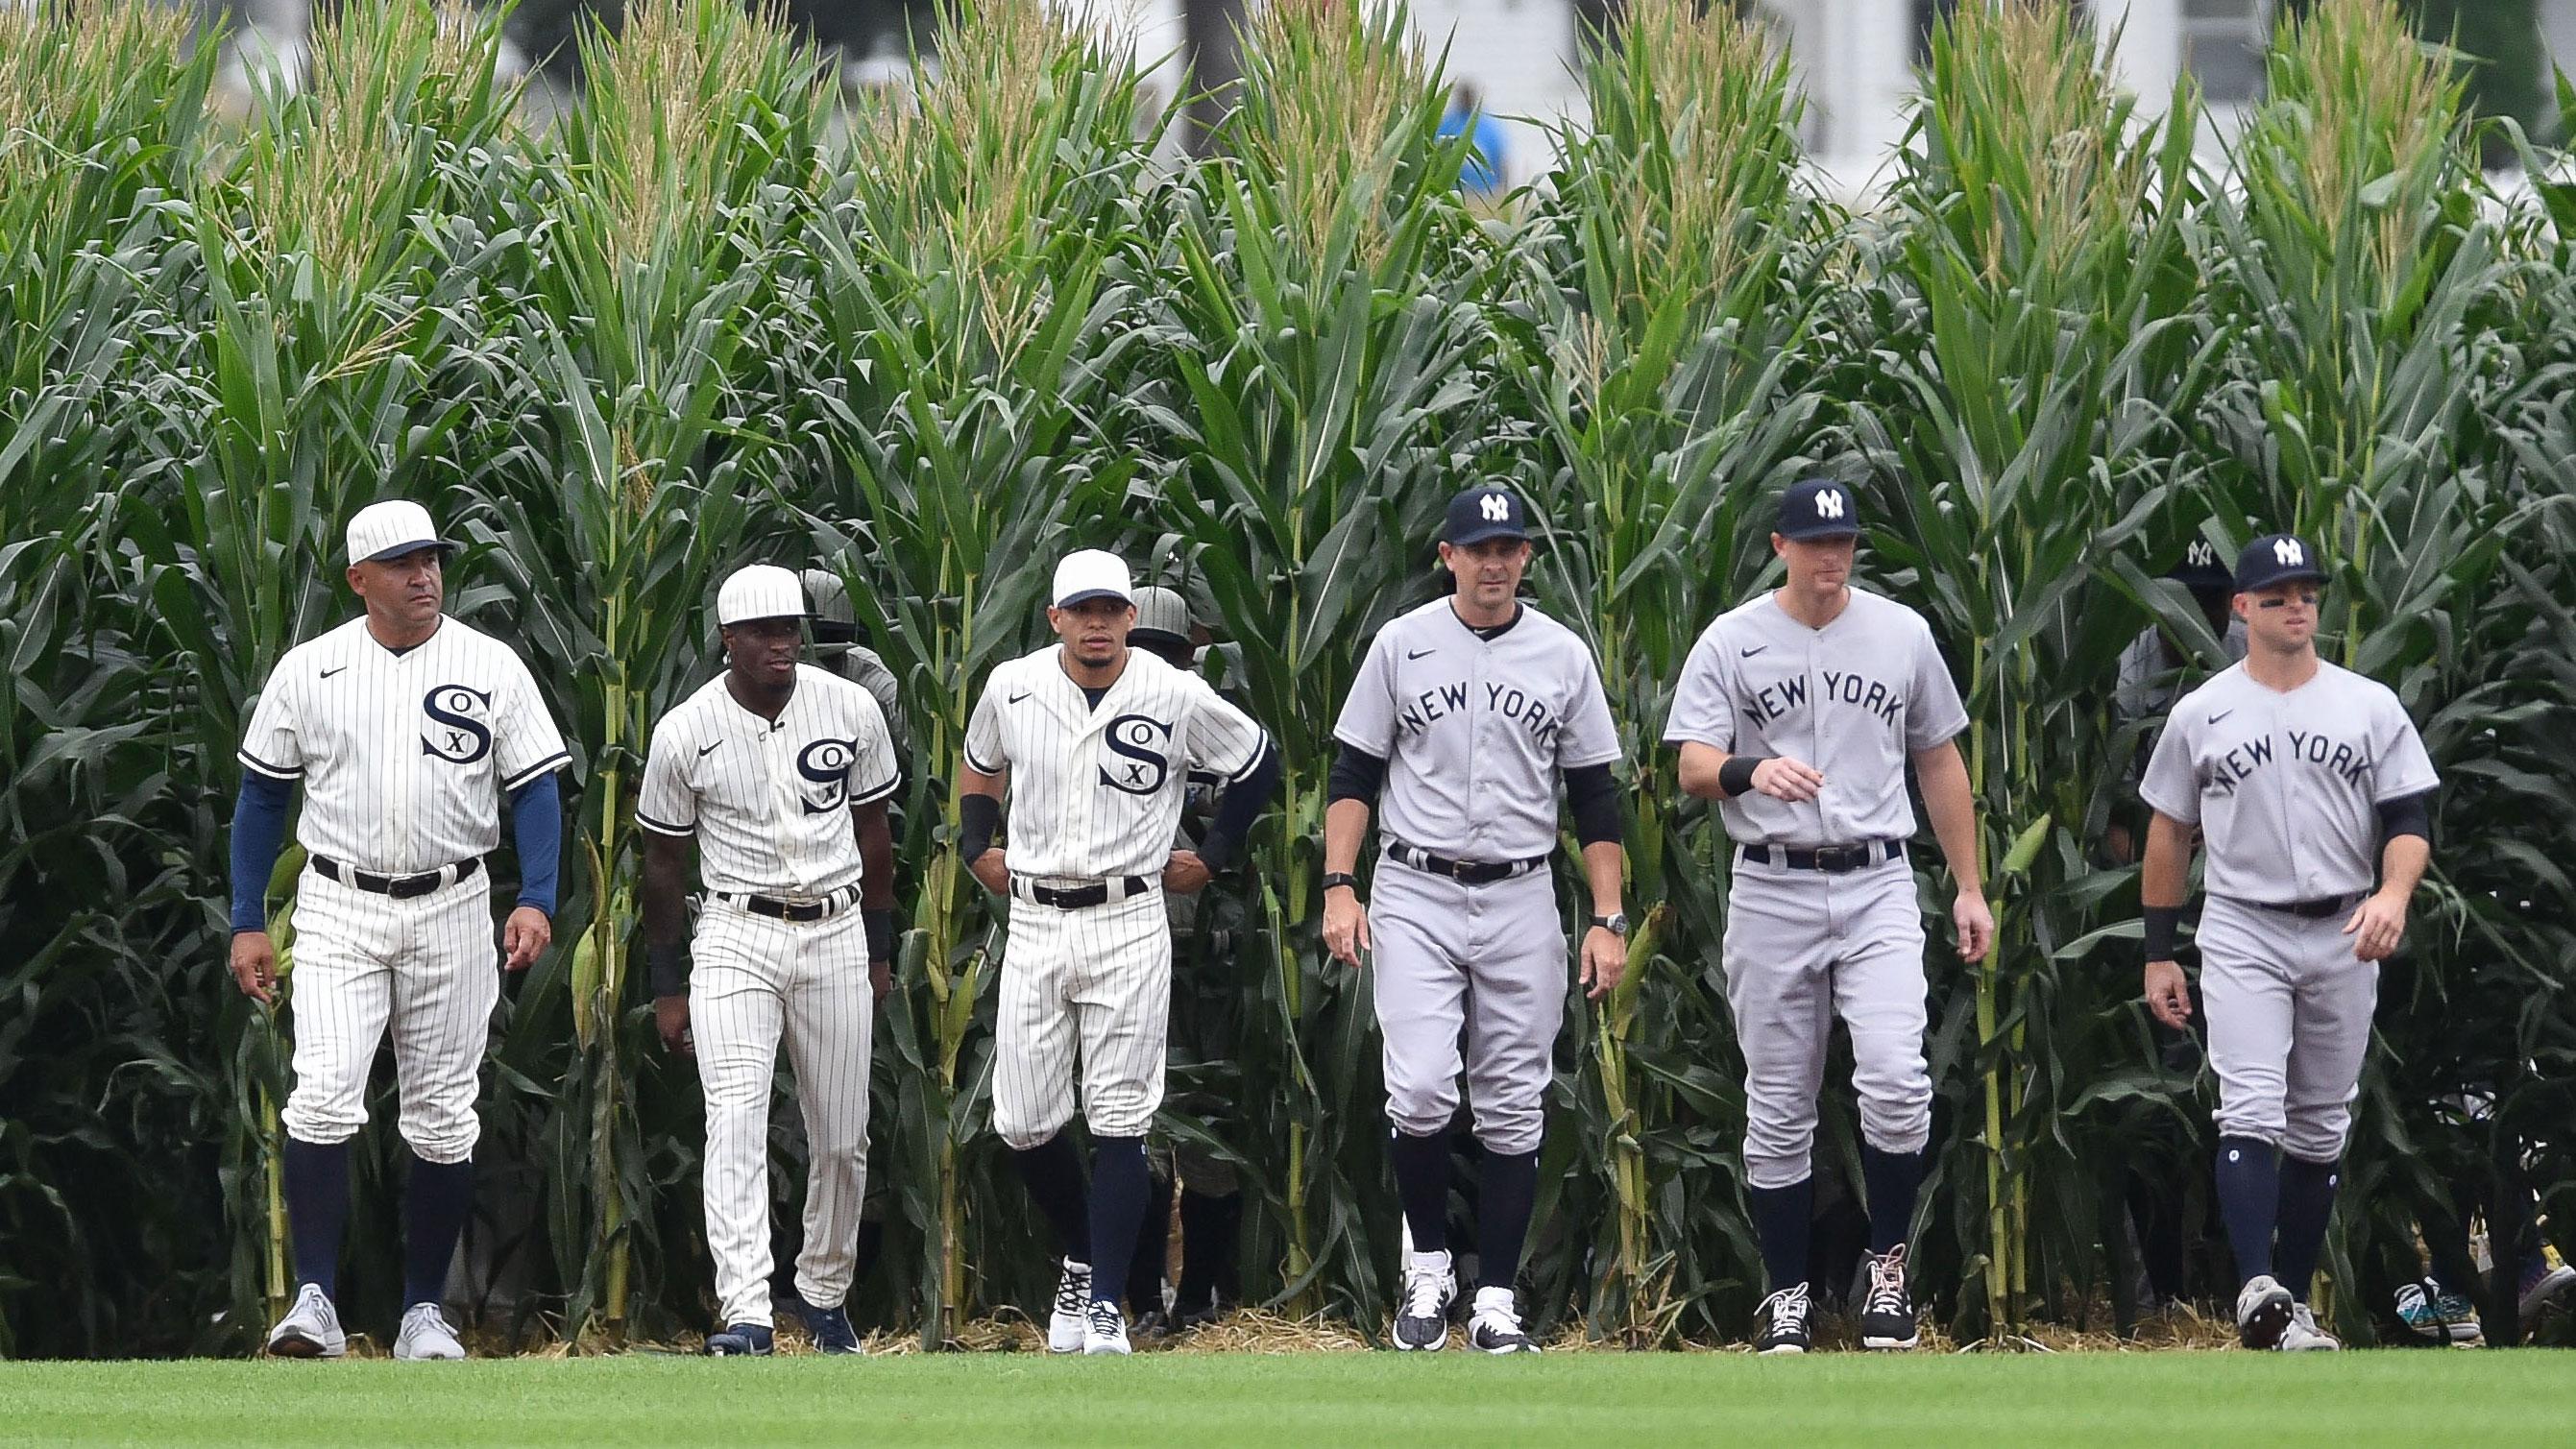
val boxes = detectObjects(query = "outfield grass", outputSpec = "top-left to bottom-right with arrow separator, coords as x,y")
4,1351 -> 2569,1447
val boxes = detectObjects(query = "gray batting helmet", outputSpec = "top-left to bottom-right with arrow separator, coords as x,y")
1129,586 -> 1193,660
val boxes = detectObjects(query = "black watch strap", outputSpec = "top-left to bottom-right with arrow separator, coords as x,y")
1323,871 -> 1359,895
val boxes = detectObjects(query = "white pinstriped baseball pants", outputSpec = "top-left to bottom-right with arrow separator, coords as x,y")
281,865 -> 498,1164
991,887 -> 1172,1149
692,899 -> 875,1327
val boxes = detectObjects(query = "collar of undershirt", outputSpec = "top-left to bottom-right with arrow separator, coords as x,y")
1055,646 -> 1130,713
1451,600 -> 1522,642
363,615 -> 444,657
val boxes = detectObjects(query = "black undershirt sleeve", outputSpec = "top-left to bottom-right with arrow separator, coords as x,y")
1565,763 -> 1621,847
1199,741 -> 1281,873
2378,790 -> 2432,846
1327,743 -> 1387,806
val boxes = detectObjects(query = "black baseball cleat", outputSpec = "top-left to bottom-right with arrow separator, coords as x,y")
705,1322 -> 775,1357
1466,1287 -> 1540,1354
1392,1250 -> 1455,1351
1755,1282 -> 1813,1355
1858,1244 -> 1920,1351
797,1300 -> 862,1355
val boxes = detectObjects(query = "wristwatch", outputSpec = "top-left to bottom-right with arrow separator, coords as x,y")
1323,872 -> 1360,896
1590,911 -> 1629,937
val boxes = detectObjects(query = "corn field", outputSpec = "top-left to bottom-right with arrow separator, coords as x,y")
3,0 -> 2572,1359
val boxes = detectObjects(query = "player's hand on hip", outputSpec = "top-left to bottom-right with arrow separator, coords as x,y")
230,930 -> 277,1004
2343,889 -> 2408,962
967,848 -> 1009,896
1322,886 -> 1370,969
1952,888 -> 1996,963
1751,756 -> 1826,803
2143,959 -> 2192,1028
501,906 -> 551,971
1579,927 -> 1625,1000
1162,849 -> 1213,896
654,995 -> 694,1057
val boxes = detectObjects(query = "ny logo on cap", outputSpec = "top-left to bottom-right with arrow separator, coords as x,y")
2186,540 -> 2215,568
1815,489 -> 1846,519
1480,494 -> 1510,522
2273,538 -> 2304,567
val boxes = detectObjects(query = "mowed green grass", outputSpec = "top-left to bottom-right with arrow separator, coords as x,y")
5,1350 -> 2568,1447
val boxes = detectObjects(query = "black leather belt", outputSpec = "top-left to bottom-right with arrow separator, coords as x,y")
1738,840 -> 1906,873
717,884 -> 860,922
2248,894 -> 2361,921
311,855 -> 480,899
1387,842 -> 1547,885
1011,875 -> 1152,909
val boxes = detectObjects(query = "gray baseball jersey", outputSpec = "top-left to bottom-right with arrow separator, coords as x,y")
1332,599 -> 1620,859
635,664 -> 900,897
2139,661 -> 2439,902
2114,619 -> 2248,727
963,646 -> 1268,880
1663,587 -> 1968,846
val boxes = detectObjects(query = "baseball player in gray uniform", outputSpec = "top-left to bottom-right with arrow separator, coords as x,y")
638,565 -> 902,1357
1664,478 -> 1993,1355
229,499 -> 570,1361
1323,485 -> 1627,1355
957,550 -> 1278,1356
2138,533 -> 2439,1352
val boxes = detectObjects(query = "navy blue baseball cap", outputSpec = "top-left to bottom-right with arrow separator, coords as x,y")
1442,485 -> 1532,546
2233,532 -> 2326,592
2167,536 -> 2232,592
1775,477 -> 1861,541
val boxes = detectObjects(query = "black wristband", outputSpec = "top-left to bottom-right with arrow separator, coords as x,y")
2143,905 -> 2181,962
1717,755 -> 1766,798
959,792 -> 999,866
647,941 -> 689,998
1323,871 -> 1359,896
863,908 -> 897,965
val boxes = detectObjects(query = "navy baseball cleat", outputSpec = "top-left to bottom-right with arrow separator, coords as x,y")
705,1322 -> 775,1357
1465,1287 -> 1539,1354
1755,1283 -> 1812,1355
1392,1249 -> 1455,1351
1858,1244 -> 1920,1350
797,1300 -> 862,1356
2235,1275 -> 2294,1350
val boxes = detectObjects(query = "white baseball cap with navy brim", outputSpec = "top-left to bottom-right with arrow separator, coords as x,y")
346,500 -> 462,565
1052,550 -> 1133,610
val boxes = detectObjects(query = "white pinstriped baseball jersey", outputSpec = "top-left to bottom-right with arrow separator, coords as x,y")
1663,587 -> 1967,847
238,616 -> 570,872
1332,599 -> 1621,860
963,646 -> 1267,879
635,665 -> 900,897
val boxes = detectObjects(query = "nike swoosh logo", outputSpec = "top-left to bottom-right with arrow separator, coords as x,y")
1009,691 -> 1033,705
697,740 -> 724,758
319,665 -> 348,679
2209,710 -> 2234,725
1407,648 -> 1437,660
1739,646 -> 1767,658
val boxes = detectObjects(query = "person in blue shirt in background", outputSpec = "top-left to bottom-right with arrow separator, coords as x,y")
1438,82 -> 1510,200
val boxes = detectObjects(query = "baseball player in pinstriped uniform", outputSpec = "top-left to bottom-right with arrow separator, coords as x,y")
1665,478 -> 1993,1355
802,568 -> 908,760
229,500 -> 570,1361
638,566 -> 902,1357
2138,533 -> 2439,1352
957,550 -> 1279,1356
1323,485 -> 1628,1355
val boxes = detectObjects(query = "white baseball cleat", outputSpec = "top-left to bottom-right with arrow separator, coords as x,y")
2234,1274 -> 2294,1350
2278,1301 -> 2340,1351
393,1302 -> 466,1361
1081,1298 -> 1131,1356
1391,1248 -> 1455,1352
1466,1286 -> 1539,1354
265,1284 -> 347,1359
1048,1260 -> 1093,1354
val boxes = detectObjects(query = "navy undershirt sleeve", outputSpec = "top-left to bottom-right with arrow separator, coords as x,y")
508,772 -> 563,915
1200,741 -> 1281,873
1326,743 -> 1387,806
1565,762 -> 1621,847
231,772 -> 296,933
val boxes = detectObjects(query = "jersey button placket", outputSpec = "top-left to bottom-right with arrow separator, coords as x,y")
1468,646 -> 1493,851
